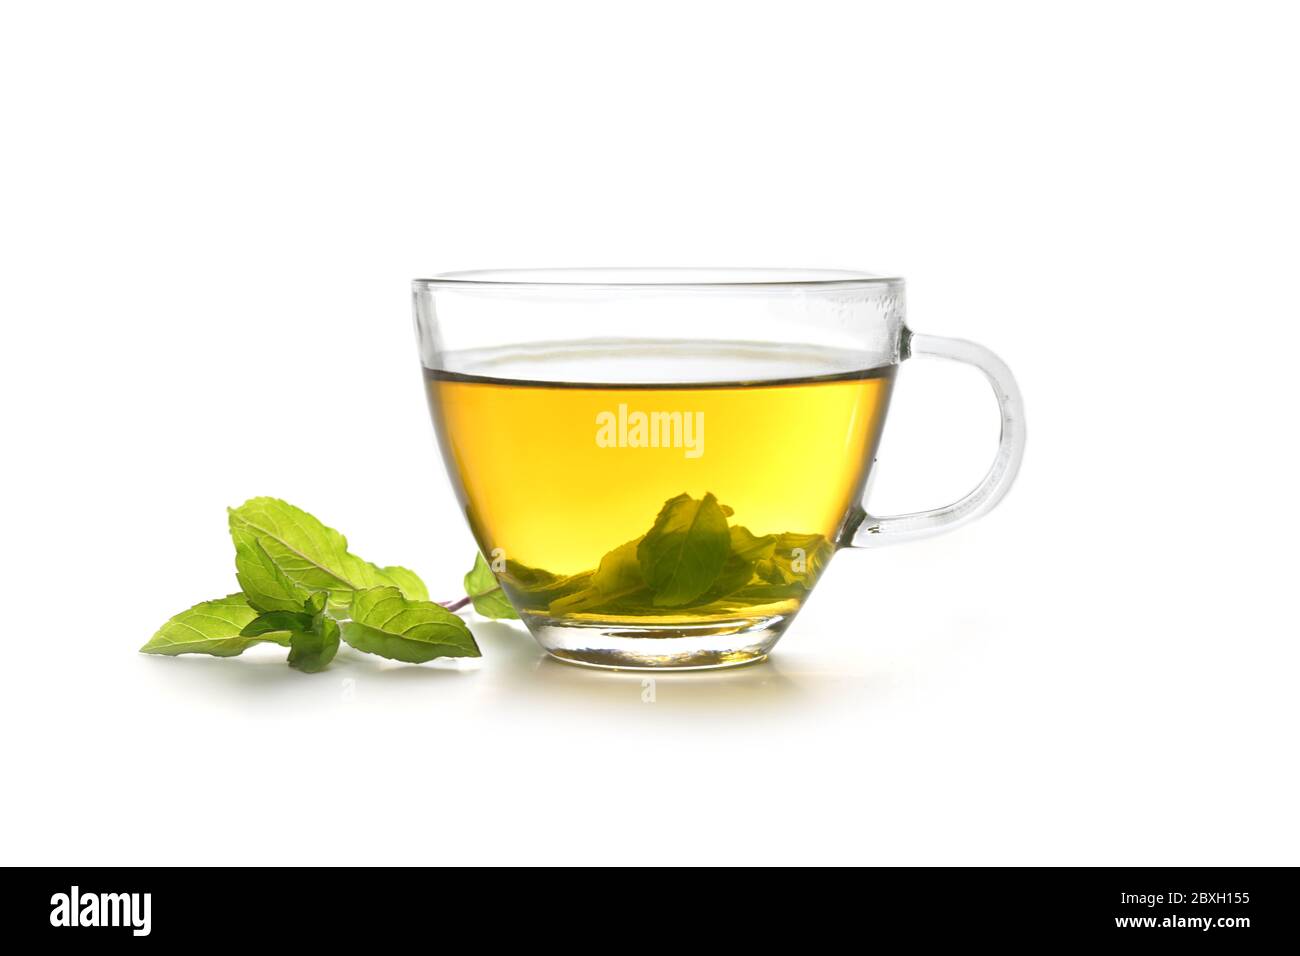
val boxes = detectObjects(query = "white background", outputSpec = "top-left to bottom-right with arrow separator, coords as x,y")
2,0 -> 1297,866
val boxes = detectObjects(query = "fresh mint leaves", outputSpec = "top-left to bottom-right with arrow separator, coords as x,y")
231,523 -> 309,613
341,586 -> 481,663
140,594 -> 284,657
241,592 -> 341,673
464,553 -> 518,620
142,497 -> 518,671
228,498 -> 426,608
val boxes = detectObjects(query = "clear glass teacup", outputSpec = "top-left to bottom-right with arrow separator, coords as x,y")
413,268 -> 1024,670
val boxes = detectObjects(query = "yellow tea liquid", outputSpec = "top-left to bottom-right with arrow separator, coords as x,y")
426,342 -> 894,628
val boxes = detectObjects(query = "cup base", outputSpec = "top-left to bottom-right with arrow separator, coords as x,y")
524,615 -> 788,670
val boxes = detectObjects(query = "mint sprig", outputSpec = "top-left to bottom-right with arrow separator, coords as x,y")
140,594 -> 281,657
142,497 -> 518,671
228,497 -> 425,609
241,592 -> 341,673
341,586 -> 481,663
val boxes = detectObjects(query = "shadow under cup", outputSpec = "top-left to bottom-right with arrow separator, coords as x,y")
413,269 -> 1024,670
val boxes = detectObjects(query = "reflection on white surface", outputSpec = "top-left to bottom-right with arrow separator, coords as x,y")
135,617 -> 891,718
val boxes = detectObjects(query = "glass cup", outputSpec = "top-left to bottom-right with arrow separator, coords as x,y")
413,268 -> 1024,670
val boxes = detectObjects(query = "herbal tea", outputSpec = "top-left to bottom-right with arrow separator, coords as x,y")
425,342 -> 895,635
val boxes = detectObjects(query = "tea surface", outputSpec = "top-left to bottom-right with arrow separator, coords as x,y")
426,342 -> 894,626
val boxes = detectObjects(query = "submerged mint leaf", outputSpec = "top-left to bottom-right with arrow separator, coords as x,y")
729,526 -> 778,563
702,525 -> 778,600
637,492 -> 731,607
502,560 -> 560,591
548,538 -> 646,615
141,594 -> 287,658
503,560 -> 593,605
341,586 -> 480,663
464,553 -> 518,619
758,532 -> 834,587
592,538 -> 646,595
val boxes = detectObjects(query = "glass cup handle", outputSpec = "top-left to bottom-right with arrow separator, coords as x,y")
849,331 -> 1026,547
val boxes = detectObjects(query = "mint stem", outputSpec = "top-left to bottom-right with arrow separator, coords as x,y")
440,595 -> 472,612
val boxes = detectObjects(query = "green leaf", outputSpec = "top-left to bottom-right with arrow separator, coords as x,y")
464,553 -> 518,619
232,524 -> 310,612
239,593 -> 339,672
141,594 -> 288,658
288,614 -> 340,673
502,560 -> 593,604
502,560 -> 561,591
376,564 -> 429,602
701,526 -> 778,600
758,532 -> 834,587
240,609 -> 313,636
636,492 -> 731,607
729,526 -> 778,563
592,538 -> 646,595
548,538 -> 647,615
341,586 -> 480,663
227,497 -> 425,607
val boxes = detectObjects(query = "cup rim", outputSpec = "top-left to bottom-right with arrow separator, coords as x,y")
413,267 -> 902,290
